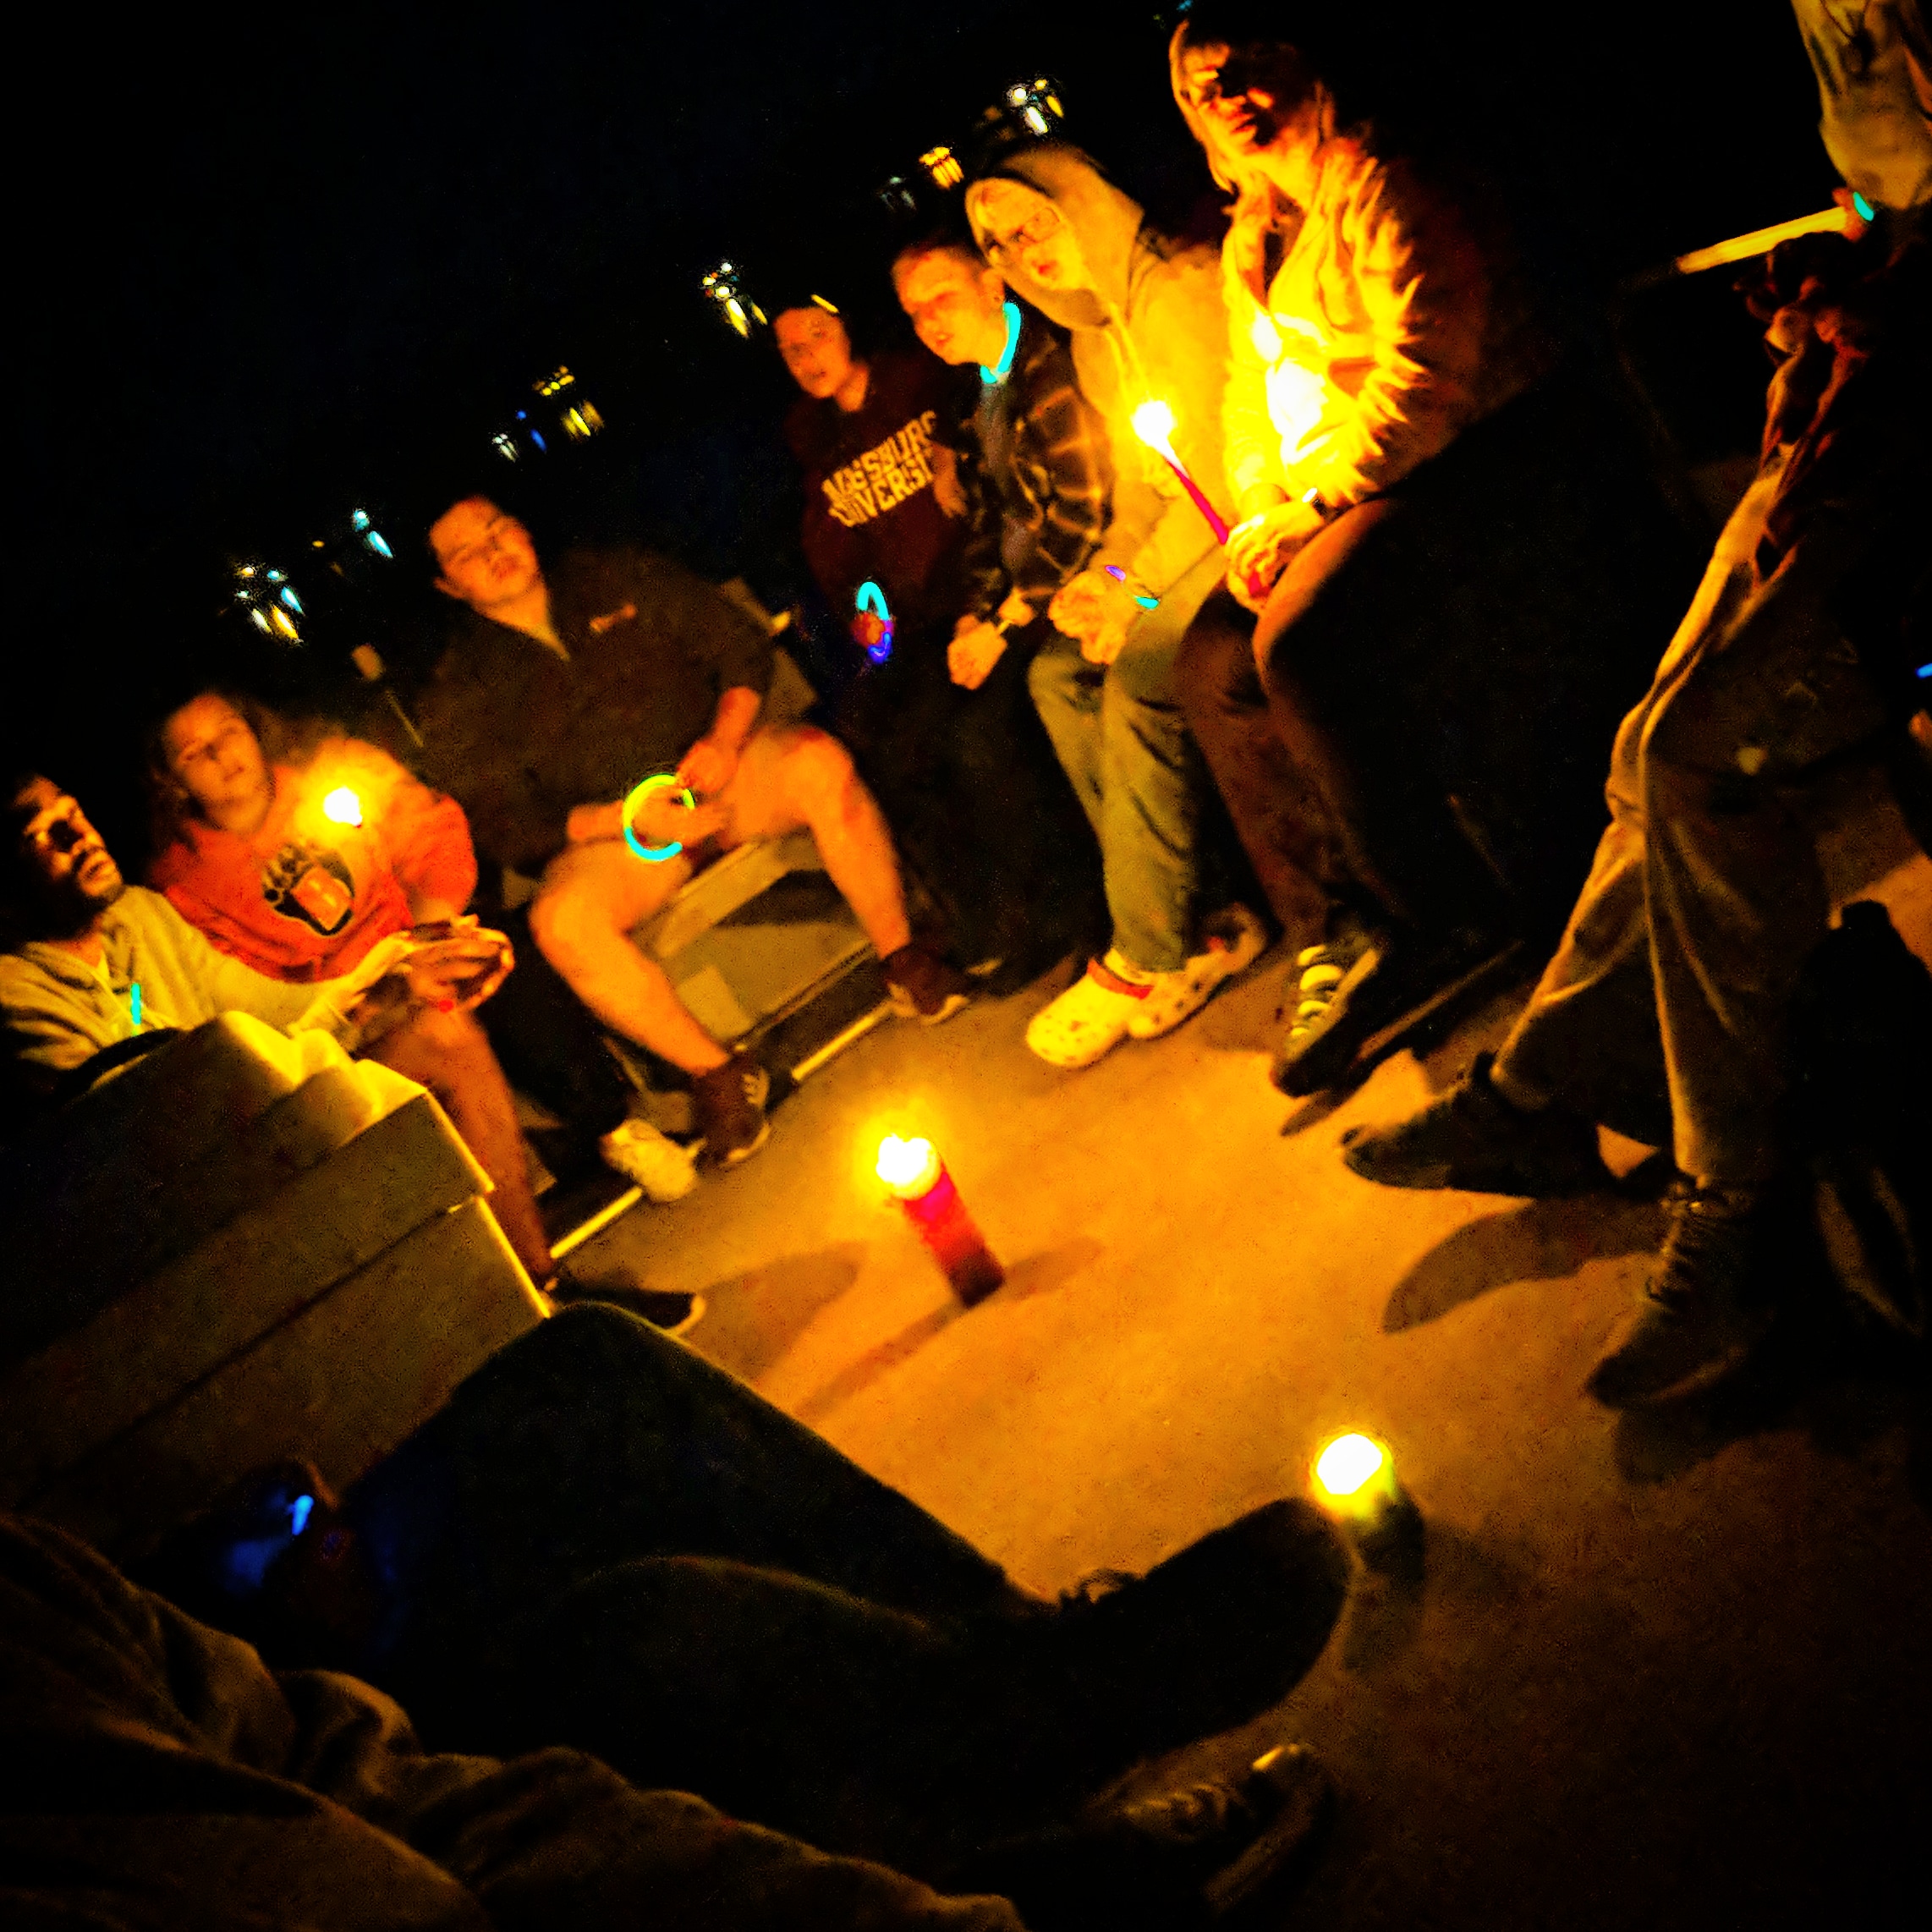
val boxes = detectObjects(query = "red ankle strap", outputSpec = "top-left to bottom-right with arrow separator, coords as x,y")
1086,957 -> 1151,999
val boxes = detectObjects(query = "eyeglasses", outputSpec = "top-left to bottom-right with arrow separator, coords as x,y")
985,204 -> 1063,263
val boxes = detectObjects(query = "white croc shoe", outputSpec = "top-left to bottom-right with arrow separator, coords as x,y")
599,1117 -> 700,1203
1126,904 -> 1270,1040
1025,957 -> 1153,1068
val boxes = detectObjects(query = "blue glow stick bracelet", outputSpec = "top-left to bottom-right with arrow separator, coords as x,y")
623,772 -> 696,862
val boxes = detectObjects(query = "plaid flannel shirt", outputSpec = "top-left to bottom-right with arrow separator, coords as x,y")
958,310 -> 1112,621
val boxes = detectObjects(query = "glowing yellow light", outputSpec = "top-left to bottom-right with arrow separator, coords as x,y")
725,296 -> 749,337
811,294 -> 840,314
321,787 -> 363,827
875,1134 -> 941,1199
1023,105 -> 1048,135
269,606 -> 299,640
1131,398 -> 1177,459
1314,1433 -> 1386,1498
920,145 -> 963,189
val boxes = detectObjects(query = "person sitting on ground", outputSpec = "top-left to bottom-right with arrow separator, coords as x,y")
776,281 -> 1084,975
962,145 -> 1266,1070
417,497 -> 974,1170
139,1302 -> 1347,1928
1338,200 -> 1929,1406
0,766 -> 697,1331
144,686 -> 697,1209
1168,2 -> 1678,1098
0,1509 -> 1029,1931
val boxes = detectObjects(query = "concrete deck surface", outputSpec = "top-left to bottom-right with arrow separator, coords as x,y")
585,841 -> 1932,1931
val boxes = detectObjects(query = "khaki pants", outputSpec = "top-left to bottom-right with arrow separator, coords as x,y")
1493,461 -> 1891,1188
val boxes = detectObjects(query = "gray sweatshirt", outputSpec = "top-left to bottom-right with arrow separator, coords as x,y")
0,885 -> 362,1111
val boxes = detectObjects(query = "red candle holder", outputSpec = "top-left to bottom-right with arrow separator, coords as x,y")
876,1136 -> 1005,1307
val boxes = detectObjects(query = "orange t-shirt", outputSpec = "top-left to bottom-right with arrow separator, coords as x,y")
148,738 -> 479,983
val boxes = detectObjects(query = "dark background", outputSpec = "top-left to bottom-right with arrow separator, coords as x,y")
14,0 -> 1832,840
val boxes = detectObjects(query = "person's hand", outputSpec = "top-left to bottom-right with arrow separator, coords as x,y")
1225,500 -> 1326,611
852,609 -> 888,651
1050,568 -> 1140,666
628,789 -> 725,851
949,616 -> 1009,691
402,919 -> 515,1013
677,734 -> 740,798
996,589 -> 1034,631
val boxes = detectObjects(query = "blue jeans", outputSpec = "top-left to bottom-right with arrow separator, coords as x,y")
1025,549 -> 1225,973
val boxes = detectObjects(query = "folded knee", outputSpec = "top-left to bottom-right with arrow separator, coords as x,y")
785,725 -> 859,808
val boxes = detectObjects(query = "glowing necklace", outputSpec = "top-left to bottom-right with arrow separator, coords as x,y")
980,302 -> 1022,386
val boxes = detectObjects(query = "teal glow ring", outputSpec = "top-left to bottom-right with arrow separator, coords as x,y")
623,773 -> 695,862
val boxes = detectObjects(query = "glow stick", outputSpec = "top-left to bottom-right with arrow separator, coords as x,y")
1131,400 -> 1230,543
623,772 -> 696,864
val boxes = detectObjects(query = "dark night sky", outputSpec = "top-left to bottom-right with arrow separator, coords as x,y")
16,1 -> 1831,721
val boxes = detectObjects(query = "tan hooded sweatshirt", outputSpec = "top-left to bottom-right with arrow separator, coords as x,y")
966,145 -> 1232,602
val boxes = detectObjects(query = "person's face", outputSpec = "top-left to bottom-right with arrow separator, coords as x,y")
162,694 -> 272,827
7,775 -> 124,933
976,179 -> 1091,294
774,307 -> 858,400
430,497 -> 543,611
1179,40 -> 1289,156
894,250 -> 1007,365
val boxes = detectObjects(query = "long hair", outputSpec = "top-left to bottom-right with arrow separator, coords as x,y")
141,687 -> 321,859
1167,15 -> 1335,303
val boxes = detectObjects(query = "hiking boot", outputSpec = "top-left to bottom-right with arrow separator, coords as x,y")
1340,1051 -> 1611,1195
980,1743 -> 1331,1930
1587,1183 -> 1775,1407
690,1051 -> 771,1168
546,1273 -> 705,1337
1126,904 -> 1270,1040
597,1117 -> 699,1204
882,942 -> 974,1024
1026,955 -> 1152,1068
1272,922 -> 1514,1096
1046,1501 -> 1350,1759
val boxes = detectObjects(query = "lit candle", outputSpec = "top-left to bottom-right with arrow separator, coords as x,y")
875,1134 -> 1005,1306
1310,1430 -> 1421,1568
1131,400 -> 1230,544
321,787 -> 363,828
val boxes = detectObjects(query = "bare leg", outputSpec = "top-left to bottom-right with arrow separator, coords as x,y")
529,843 -> 728,1074
730,727 -> 912,959
367,1007 -> 555,1284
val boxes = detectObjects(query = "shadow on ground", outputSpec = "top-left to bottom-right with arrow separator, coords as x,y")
1385,1195 -> 1666,1331
686,1243 -> 869,1384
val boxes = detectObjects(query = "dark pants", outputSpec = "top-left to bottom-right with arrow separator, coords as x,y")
1180,370 -> 1688,947
836,630 -> 1096,967
471,902 -> 633,1139
347,1309 -> 1341,1881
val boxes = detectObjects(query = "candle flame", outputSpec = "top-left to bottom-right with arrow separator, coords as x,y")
1131,398 -> 1177,459
1314,1432 -> 1386,1499
322,787 -> 364,828
875,1134 -> 941,1198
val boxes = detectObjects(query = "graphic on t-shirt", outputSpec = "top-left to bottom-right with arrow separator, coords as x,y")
261,840 -> 356,936
821,410 -> 941,529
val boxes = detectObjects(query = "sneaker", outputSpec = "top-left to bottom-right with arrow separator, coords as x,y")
1046,1501 -> 1351,1759
1025,955 -> 1151,1068
598,1117 -> 699,1204
546,1274 -> 705,1337
1586,1183 -> 1775,1407
980,1743 -> 1331,1930
1340,1051 -> 1611,1195
1273,922 -> 1514,1097
1126,904 -> 1270,1040
689,1051 -> 771,1168
1128,1743 -> 1332,1919
882,942 -> 974,1024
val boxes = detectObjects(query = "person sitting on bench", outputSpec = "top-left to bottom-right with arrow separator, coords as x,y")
418,496 -> 974,1169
